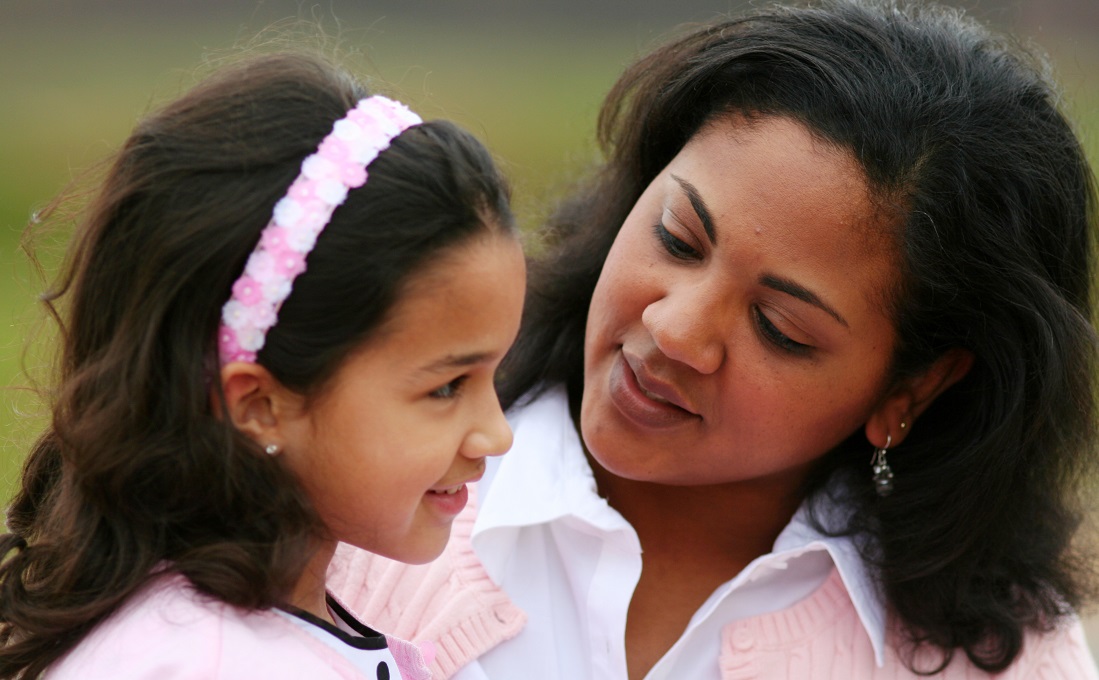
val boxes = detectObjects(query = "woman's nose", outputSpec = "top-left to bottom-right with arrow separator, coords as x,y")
641,283 -> 727,374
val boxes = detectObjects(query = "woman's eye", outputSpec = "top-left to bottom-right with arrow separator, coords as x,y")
430,376 -> 467,399
653,223 -> 700,260
754,307 -> 812,356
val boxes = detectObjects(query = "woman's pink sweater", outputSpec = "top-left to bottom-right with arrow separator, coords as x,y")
328,507 -> 1098,679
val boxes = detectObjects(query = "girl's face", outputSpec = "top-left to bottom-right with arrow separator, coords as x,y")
280,232 -> 526,564
581,115 -> 900,489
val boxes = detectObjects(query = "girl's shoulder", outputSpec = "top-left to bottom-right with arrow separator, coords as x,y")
46,574 -> 365,679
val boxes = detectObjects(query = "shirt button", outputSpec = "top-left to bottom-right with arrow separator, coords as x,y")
733,627 -> 755,651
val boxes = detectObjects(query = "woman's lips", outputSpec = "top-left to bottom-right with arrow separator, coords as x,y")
608,352 -> 698,429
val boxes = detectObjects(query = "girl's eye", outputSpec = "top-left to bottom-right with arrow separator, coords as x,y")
653,223 -> 700,260
754,307 -> 812,356
430,376 -> 467,399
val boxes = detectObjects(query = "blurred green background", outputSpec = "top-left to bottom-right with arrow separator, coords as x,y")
2,0 -> 1098,647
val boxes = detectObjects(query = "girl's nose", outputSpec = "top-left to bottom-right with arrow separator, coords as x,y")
641,283 -> 727,375
461,389 -> 514,460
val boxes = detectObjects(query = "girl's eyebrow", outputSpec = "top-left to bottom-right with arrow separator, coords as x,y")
671,174 -> 716,245
420,352 -> 495,374
760,274 -> 849,327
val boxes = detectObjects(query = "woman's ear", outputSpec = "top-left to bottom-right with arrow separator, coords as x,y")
219,362 -> 301,447
865,347 -> 973,448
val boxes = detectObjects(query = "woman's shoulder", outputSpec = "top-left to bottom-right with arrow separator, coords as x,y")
881,616 -> 1099,679
46,573 -> 363,679
985,617 -> 1098,679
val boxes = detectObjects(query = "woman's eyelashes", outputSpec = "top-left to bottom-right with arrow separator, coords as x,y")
754,307 -> 812,356
429,375 -> 468,399
652,219 -> 814,357
653,222 -> 700,260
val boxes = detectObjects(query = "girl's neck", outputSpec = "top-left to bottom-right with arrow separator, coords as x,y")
288,540 -> 338,624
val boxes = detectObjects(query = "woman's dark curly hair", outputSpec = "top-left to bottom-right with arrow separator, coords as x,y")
0,52 -> 514,678
498,0 -> 1098,672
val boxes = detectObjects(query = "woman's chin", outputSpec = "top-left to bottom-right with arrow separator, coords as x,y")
582,434 -> 692,486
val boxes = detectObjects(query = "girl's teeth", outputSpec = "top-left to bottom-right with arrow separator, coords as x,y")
433,486 -> 462,495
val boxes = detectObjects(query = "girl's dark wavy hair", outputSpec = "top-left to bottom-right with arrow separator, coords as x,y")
0,52 -> 513,678
498,0 -> 1098,672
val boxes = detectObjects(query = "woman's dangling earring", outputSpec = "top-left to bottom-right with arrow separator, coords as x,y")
872,434 -> 894,497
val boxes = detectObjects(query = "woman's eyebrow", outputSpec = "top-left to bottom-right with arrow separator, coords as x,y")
668,173 -> 847,328
760,274 -> 849,327
671,174 -> 716,244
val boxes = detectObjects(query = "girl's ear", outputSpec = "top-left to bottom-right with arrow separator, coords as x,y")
219,362 -> 301,446
865,347 -> 973,448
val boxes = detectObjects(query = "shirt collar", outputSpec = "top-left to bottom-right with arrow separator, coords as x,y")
477,385 -> 628,533
474,384 -> 887,667
769,497 -> 887,666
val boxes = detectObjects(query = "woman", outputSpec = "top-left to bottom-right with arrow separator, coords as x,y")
329,1 -> 1099,677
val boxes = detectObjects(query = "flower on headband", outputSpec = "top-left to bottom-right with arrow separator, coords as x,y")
333,119 -> 365,142
274,196 -> 331,232
235,325 -> 266,353
219,328 -> 253,364
314,179 -> 349,206
341,164 -> 367,189
302,155 -> 339,182
217,95 -> 423,366
231,275 -> 264,305
272,197 -> 304,229
261,277 -> 293,305
222,300 -> 254,331
316,137 -> 367,187
281,224 -> 319,253
264,223 -> 292,246
318,136 -> 351,163
287,178 -> 318,202
244,250 -> 278,283
270,247 -> 307,279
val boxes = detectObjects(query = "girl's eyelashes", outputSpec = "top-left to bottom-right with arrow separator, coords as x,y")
753,306 -> 812,356
653,223 -> 700,260
429,375 -> 468,399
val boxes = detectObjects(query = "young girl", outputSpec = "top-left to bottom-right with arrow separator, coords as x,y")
0,51 -> 525,679
329,1 -> 1099,678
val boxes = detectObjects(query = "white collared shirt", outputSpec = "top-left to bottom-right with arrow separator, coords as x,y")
452,385 -> 886,680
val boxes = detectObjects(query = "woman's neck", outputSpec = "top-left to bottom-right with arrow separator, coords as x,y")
588,455 -> 807,569
588,456 -> 811,680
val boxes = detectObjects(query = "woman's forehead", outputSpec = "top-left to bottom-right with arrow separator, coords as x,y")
657,115 -> 902,317
673,117 -> 884,239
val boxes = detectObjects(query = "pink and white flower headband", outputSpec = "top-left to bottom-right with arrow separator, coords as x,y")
217,95 -> 422,364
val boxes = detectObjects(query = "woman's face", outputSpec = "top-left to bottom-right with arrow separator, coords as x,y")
581,115 -> 900,488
